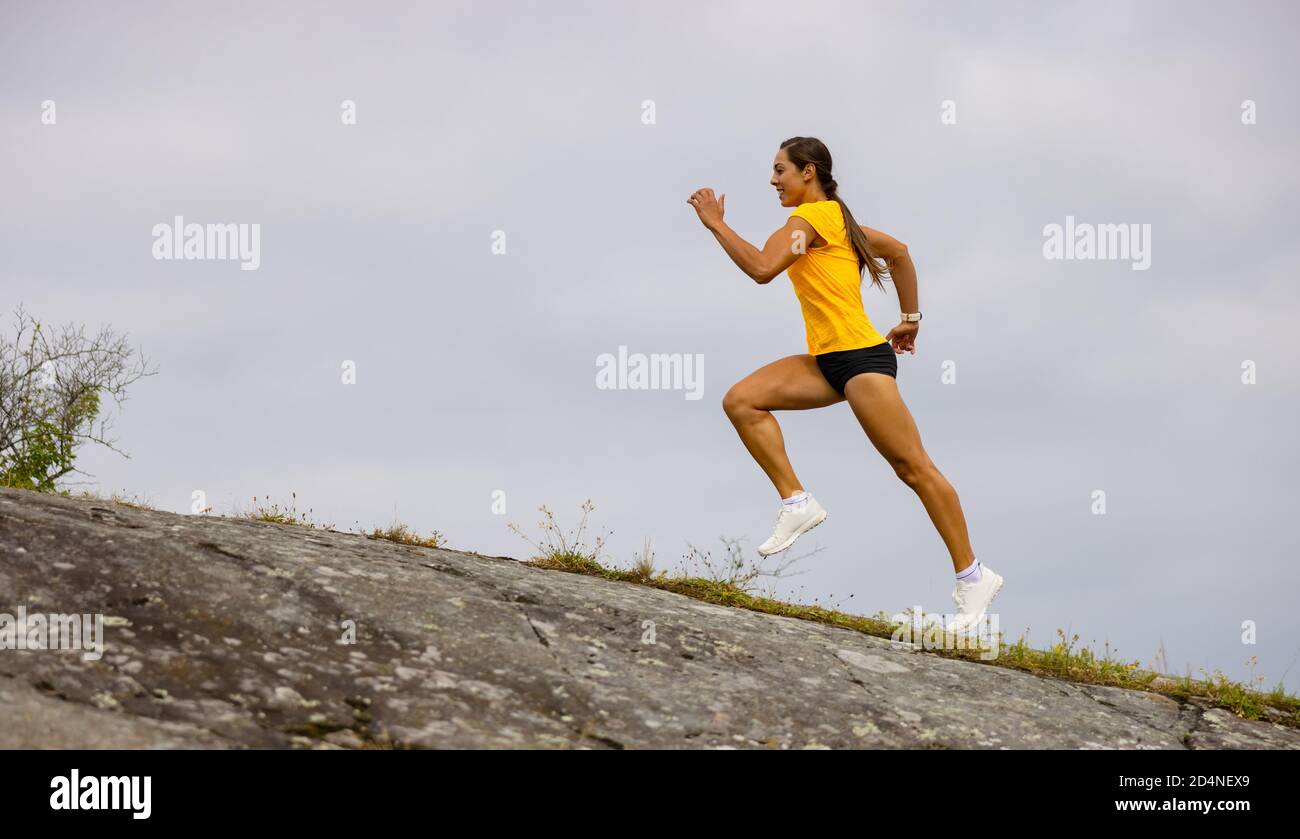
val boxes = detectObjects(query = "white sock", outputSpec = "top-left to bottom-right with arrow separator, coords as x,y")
781,490 -> 810,511
955,558 -> 982,584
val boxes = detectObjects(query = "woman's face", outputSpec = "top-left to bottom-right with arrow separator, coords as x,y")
771,148 -> 809,207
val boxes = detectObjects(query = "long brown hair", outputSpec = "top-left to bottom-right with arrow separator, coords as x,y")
780,136 -> 889,292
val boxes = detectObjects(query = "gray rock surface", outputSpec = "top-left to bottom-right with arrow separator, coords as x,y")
1,486 -> 1297,749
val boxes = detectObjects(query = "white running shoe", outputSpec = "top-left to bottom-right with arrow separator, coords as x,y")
756,494 -> 827,557
945,563 -> 1005,635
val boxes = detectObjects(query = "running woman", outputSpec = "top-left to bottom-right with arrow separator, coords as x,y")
686,136 -> 1003,634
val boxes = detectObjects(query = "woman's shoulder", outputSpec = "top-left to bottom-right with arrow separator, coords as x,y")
791,200 -> 847,231
789,200 -> 837,219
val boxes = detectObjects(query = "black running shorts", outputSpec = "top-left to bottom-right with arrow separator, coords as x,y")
815,341 -> 897,395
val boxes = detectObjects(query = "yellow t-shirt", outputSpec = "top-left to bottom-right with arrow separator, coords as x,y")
786,200 -> 887,355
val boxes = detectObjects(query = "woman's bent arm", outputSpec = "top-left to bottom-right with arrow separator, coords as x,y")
707,221 -> 768,283
862,225 -> 918,312
708,220 -> 807,284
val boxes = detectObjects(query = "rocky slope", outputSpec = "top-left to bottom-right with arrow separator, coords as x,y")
1,486 -> 1297,749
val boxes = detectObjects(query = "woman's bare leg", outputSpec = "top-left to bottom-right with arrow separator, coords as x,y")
722,354 -> 844,499
842,372 -> 976,574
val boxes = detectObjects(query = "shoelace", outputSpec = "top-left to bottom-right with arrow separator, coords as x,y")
952,580 -> 976,611
776,507 -> 805,528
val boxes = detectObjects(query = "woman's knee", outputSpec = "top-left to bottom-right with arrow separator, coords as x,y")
891,455 -> 936,488
722,385 -> 752,419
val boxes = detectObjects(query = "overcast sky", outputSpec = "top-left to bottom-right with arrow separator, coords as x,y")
4,0 -> 1299,695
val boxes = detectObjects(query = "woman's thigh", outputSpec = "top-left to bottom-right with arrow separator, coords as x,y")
725,353 -> 845,412
842,373 -> 931,471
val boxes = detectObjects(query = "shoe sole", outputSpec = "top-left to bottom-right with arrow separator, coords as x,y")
757,509 -> 827,557
947,575 -> 1004,635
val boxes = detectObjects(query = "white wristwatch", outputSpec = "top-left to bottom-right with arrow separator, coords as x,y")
900,312 -> 922,322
